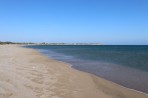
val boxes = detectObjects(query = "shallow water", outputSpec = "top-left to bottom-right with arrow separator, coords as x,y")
26,45 -> 148,93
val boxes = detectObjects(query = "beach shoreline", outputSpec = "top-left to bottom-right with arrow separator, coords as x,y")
27,45 -> 148,94
0,45 -> 147,98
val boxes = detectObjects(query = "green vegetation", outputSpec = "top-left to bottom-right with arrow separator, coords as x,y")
0,41 -> 15,45
0,41 -> 35,45
0,41 -> 100,45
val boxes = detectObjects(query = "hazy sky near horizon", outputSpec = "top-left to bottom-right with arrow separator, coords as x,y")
0,0 -> 148,45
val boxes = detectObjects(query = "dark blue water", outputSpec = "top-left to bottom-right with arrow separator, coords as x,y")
25,45 -> 148,94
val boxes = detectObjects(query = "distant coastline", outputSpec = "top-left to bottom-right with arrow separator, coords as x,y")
0,41 -> 101,45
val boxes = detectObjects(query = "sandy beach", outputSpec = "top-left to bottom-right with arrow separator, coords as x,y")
0,45 -> 147,98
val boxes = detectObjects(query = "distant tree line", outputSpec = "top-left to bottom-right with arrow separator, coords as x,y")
0,41 -> 100,45
0,41 -> 15,44
0,41 -> 35,45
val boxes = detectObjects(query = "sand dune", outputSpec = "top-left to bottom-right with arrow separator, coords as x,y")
0,45 -> 147,98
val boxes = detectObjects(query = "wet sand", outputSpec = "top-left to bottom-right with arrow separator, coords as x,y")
0,45 -> 147,98
71,60 -> 148,93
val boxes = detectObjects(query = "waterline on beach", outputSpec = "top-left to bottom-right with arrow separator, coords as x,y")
25,45 -> 148,94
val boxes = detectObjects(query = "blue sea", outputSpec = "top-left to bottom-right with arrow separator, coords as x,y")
26,45 -> 148,94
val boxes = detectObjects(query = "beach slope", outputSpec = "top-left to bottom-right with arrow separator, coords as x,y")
0,45 -> 147,98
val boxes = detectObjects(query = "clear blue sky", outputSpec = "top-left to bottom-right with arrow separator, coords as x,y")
0,0 -> 148,45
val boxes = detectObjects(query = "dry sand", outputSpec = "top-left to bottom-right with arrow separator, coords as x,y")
0,45 -> 147,98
